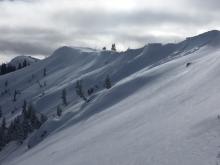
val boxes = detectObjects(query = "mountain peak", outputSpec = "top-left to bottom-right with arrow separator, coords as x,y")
181,30 -> 220,49
187,30 -> 220,41
9,55 -> 39,67
197,30 -> 220,38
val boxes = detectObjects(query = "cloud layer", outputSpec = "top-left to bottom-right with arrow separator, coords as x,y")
0,0 -> 220,61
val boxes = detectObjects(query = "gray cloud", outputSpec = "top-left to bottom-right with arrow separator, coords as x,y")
190,0 -> 220,10
54,9 -> 211,29
0,26 -> 70,57
0,0 -> 219,62
0,39 -> 53,55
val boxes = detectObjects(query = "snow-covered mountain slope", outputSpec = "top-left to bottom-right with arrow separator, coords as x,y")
8,55 -> 40,68
1,30 -> 220,165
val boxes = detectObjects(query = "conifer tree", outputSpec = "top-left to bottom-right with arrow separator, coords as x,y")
43,68 -> 47,77
40,114 -> 47,124
1,117 -> 6,130
23,60 -> 27,68
75,80 -> 88,102
15,120 -> 25,144
0,106 -> 2,118
27,103 -> 40,129
0,63 -> 7,75
22,100 -> 27,118
56,105 -> 62,117
62,89 -> 68,106
18,63 -> 22,69
104,75 -> 112,89
0,126 -> 5,150
13,90 -> 18,102
22,117 -> 32,135
27,103 -> 34,119
4,80 -> 8,88
111,43 -> 116,51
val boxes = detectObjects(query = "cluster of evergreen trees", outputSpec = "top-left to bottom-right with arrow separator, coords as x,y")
0,60 -> 29,76
0,64 -> 16,75
0,101 -> 47,151
102,43 -> 117,51
17,60 -> 29,70
75,75 -> 112,103
56,75 -> 112,118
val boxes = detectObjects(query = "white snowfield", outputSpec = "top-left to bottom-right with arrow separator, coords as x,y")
1,30 -> 220,165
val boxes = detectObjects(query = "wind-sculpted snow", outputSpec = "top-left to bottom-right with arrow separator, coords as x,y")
1,30 -> 220,165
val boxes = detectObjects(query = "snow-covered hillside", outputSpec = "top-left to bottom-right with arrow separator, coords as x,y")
8,56 -> 40,68
1,30 -> 220,165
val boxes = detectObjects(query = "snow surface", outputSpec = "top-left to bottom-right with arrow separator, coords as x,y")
1,30 -> 220,165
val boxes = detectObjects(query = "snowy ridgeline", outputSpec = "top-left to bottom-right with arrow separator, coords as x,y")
1,30 -> 220,165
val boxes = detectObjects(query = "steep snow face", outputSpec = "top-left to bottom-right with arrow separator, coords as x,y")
1,31 -> 220,165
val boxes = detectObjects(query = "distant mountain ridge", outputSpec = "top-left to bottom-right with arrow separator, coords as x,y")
8,55 -> 40,68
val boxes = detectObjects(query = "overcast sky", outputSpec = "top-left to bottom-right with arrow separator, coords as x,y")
0,0 -> 219,62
